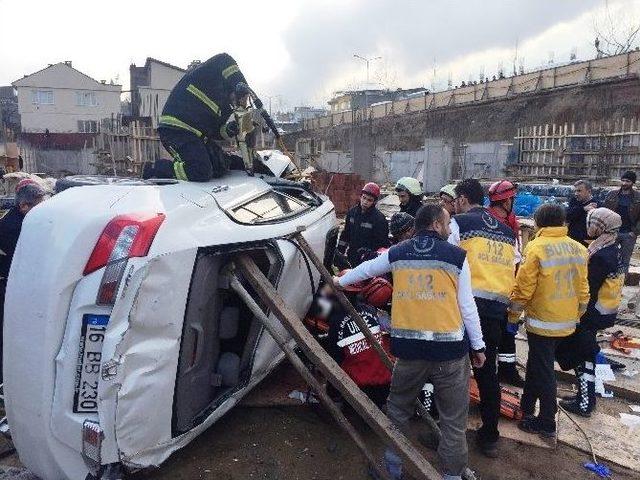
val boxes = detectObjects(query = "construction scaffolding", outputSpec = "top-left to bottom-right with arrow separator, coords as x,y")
509,117 -> 640,182
93,122 -> 164,177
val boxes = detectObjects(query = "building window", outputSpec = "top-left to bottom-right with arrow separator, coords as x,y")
76,91 -> 98,106
31,90 -> 54,105
78,120 -> 98,133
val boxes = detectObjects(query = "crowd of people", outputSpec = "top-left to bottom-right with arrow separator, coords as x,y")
322,172 -> 631,480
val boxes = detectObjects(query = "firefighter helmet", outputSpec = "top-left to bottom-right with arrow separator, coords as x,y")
488,180 -> 517,202
362,182 -> 381,199
395,177 -> 423,196
361,277 -> 393,308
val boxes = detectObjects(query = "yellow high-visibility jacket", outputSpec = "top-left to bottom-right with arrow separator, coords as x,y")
508,226 -> 589,337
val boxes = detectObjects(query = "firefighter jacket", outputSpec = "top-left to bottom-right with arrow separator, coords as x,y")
338,204 -> 389,266
509,226 -> 589,337
337,231 -> 485,362
159,53 -> 246,142
450,207 -> 517,319
582,244 -> 624,330
327,301 -> 392,387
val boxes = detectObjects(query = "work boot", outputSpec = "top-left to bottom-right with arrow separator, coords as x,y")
475,433 -> 499,459
559,365 -> 595,417
518,415 -> 556,439
498,363 -> 525,388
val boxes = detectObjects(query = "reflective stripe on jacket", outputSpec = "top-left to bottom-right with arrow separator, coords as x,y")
453,207 -> 516,311
388,231 -> 468,361
160,53 -> 245,140
582,243 -> 624,330
509,226 -> 589,337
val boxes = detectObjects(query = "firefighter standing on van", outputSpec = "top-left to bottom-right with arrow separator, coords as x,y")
486,180 -> 525,387
154,53 -> 250,181
448,179 -> 517,458
509,203 -> 589,438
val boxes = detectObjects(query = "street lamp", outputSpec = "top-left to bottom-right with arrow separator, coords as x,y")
353,54 -> 382,84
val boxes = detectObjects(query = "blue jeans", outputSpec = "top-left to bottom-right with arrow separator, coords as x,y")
617,232 -> 637,274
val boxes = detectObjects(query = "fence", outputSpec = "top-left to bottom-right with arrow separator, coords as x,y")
302,51 -> 640,130
509,117 -> 640,181
94,122 -> 165,176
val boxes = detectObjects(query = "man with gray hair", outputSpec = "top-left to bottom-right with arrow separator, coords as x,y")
0,180 -> 47,381
567,180 -> 597,246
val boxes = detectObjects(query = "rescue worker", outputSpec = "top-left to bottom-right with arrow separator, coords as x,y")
154,53 -> 249,181
0,180 -> 47,381
439,184 -> 457,215
486,180 -> 525,387
395,177 -> 423,217
389,212 -> 414,244
449,179 -> 517,458
559,208 -> 624,417
319,279 -> 393,407
509,204 -> 589,439
337,182 -> 389,267
336,204 -> 486,480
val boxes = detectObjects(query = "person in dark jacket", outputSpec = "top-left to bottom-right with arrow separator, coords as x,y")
604,170 -> 640,275
566,180 -> 597,246
154,53 -> 249,182
0,181 -> 46,381
395,177 -> 423,217
559,208 -> 624,417
337,182 -> 389,267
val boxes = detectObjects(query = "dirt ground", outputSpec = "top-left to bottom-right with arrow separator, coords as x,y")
1,361 -> 638,480
127,402 -> 637,480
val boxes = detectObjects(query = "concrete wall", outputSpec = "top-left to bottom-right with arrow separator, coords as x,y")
13,63 -> 121,133
20,143 -> 96,175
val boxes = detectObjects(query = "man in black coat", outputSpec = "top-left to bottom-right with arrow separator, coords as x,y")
154,53 -> 250,181
567,180 -> 597,246
0,182 -> 46,381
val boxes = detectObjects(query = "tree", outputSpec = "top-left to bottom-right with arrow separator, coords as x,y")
593,0 -> 640,56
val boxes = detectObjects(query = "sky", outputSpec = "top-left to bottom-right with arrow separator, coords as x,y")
1,0 -> 639,109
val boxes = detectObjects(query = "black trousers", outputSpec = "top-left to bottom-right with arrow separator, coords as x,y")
472,314 -> 502,444
157,127 -> 229,181
498,328 -> 517,367
521,333 -> 560,431
0,279 -> 5,383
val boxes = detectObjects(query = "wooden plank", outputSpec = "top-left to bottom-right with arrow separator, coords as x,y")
558,409 -> 640,471
467,410 -> 552,450
229,275 -> 394,480
235,255 -> 441,480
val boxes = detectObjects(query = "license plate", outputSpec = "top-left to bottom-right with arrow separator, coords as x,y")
73,314 -> 109,413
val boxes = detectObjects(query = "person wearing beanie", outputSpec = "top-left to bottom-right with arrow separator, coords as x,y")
155,53 -> 251,181
389,212 -> 415,244
0,182 -> 47,381
604,170 -> 640,275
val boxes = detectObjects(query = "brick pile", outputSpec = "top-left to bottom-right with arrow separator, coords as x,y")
310,172 -> 364,216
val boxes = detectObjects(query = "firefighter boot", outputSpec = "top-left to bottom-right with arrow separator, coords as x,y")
559,363 -> 596,417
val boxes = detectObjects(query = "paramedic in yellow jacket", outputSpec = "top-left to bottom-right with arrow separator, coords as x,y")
508,203 -> 589,439
449,179 -> 517,458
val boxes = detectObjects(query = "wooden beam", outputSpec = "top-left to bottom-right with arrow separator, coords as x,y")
235,255 -> 441,480
229,275 -> 394,480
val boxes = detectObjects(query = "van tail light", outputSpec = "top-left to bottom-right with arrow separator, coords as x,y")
84,213 -> 165,305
